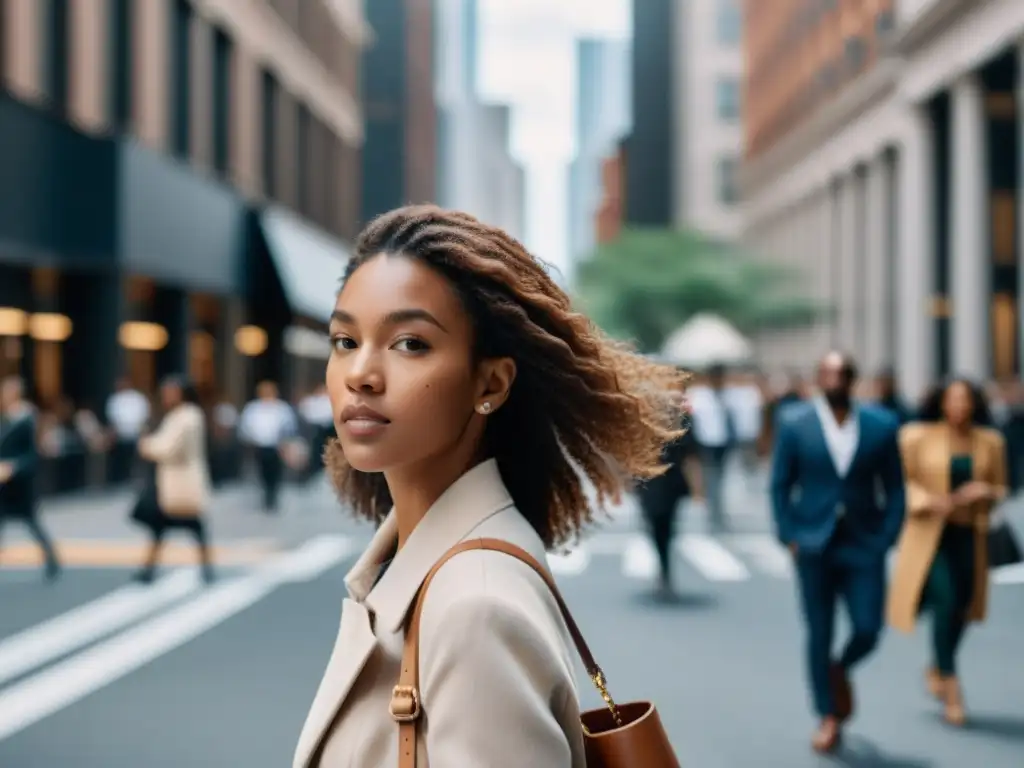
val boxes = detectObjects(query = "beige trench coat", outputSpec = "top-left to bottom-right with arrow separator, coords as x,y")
138,403 -> 211,517
886,423 -> 1006,633
292,459 -> 586,768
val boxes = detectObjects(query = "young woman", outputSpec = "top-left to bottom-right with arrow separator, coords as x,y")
133,376 -> 215,584
293,206 -> 686,768
887,379 -> 1007,727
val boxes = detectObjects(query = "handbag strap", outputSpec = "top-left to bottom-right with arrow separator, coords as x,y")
392,537 -> 620,768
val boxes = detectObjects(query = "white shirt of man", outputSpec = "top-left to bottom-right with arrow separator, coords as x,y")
106,389 -> 150,441
239,399 -> 298,448
813,395 -> 859,478
688,384 -> 733,448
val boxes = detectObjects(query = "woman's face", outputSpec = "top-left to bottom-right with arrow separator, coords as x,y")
326,253 -> 514,474
943,381 -> 974,426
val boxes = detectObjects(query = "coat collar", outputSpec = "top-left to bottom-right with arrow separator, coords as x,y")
344,458 -> 515,633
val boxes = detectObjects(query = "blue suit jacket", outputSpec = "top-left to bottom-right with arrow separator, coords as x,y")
770,400 -> 905,560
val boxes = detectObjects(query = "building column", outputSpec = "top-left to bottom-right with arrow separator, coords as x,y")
896,106 -> 936,402
863,154 -> 889,375
837,174 -> 858,354
950,73 -> 990,378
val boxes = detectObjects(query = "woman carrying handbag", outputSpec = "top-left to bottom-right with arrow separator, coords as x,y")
292,206 -> 682,768
131,376 -> 215,584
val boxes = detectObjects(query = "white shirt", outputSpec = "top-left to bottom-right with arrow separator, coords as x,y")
813,396 -> 859,478
239,399 -> 298,447
106,389 -> 150,440
298,393 -> 333,427
724,384 -> 763,442
688,385 -> 733,448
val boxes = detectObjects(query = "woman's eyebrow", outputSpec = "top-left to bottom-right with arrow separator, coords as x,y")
330,308 -> 448,333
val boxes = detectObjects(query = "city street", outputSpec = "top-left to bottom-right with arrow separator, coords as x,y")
0,474 -> 1022,767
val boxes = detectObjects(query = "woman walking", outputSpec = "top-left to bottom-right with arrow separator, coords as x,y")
887,379 -> 1007,726
132,376 -> 215,584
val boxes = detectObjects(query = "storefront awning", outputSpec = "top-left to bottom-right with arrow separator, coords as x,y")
258,206 -> 351,323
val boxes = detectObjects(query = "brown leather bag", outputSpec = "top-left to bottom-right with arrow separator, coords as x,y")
391,537 -> 681,768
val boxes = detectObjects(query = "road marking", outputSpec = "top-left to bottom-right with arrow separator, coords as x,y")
548,548 -> 590,576
0,534 -> 352,742
0,569 -> 201,689
724,535 -> 792,578
676,534 -> 750,581
621,535 -> 659,580
993,562 -> 1024,585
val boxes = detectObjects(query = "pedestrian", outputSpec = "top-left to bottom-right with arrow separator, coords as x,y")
239,380 -> 298,512
887,378 -> 1008,727
769,351 -> 905,753
637,374 -> 700,599
131,375 -> 214,584
293,205 -> 686,768
687,363 -> 735,533
0,376 -> 61,580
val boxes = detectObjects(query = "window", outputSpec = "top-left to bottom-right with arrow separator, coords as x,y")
41,0 -> 69,115
211,27 -> 232,176
715,77 -> 741,122
715,0 -> 742,46
109,0 -> 132,129
717,156 -> 738,204
296,103 -> 311,215
261,69 -> 277,198
169,0 -> 193,158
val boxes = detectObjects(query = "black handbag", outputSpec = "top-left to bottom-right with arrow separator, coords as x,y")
988,517 -> 1023,569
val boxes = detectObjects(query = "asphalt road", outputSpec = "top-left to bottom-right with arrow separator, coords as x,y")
1,474 -> 1022,767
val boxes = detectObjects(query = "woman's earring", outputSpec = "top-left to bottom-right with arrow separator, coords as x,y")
477,402 -> 492,414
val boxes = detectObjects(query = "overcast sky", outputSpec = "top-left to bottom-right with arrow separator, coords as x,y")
475,0 -> 631,284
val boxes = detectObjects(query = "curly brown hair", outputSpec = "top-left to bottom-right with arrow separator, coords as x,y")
326,205 -> 688,549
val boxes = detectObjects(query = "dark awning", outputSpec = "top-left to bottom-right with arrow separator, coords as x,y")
259,206 -> 351,323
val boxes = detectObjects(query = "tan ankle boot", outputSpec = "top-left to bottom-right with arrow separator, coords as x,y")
925,667 -> 944,700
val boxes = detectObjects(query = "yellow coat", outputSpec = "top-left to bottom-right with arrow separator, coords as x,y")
886,422 -> 1007,633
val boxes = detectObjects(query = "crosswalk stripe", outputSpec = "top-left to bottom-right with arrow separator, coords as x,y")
547,548 -> 590,575
724,535 -> 792,578
0,570 -> 201,688
621,535 -> 659,580
675,535 -> 751,581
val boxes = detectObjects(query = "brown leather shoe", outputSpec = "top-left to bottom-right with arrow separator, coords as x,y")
811,717 -> 842,754
830,663 -> 854,722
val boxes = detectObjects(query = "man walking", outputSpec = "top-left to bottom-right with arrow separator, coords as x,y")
770,352 -> 905,753
0,377 -> 61,580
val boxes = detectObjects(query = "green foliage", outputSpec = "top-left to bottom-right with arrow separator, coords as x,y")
574,227 -> 827,352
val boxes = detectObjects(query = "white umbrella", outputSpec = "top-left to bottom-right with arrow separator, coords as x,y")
660,313 -> 752,369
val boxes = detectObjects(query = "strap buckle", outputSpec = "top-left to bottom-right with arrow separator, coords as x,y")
390,685 -> 421,722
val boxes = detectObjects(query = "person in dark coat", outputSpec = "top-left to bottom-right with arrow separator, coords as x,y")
636,379 -> 699,599
0,376 -> 61,580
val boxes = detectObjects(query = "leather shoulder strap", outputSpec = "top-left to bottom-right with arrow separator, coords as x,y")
392,537 -> 602,768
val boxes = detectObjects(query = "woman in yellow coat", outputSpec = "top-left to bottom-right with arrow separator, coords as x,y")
887,379 -> 1007,727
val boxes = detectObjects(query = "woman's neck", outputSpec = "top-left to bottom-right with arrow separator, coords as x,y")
386,447 -> 484,550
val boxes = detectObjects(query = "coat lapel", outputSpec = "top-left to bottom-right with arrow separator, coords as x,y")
293,598 -> 378,768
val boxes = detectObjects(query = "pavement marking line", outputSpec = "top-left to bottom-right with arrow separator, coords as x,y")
621,535 -> 659,580
0,534 -> 352,743
724,535 -> 792,578
0,570 -> 201,688
676,535 -> 750,581
993,562 -> 1024,584
548,547 -> 590,576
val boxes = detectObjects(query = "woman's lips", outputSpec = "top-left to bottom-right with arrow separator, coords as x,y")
342,418 -> 390,438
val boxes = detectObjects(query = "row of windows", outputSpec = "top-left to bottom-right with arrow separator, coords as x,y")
268,0 -> 359,96
6,0 -> 358,240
